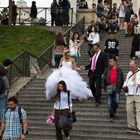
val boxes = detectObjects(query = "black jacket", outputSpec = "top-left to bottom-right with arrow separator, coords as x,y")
85,51 -> 107,77
130,34 -> 140,58
30,5 -> 37,18
102,66 -> 124,93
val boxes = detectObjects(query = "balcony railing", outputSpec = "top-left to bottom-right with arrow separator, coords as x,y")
0,7 -> 76,26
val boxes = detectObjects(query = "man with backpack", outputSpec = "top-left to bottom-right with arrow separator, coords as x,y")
0,96 -> 28,140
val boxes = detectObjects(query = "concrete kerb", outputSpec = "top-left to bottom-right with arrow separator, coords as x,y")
9,77 -> 32,97
9,68 -> 52,97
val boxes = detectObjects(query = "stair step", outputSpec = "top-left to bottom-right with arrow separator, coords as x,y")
26,132 -> 140,140
15,30 -> 136,140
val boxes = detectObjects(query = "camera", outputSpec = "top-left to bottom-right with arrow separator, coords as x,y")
122,86 -> 128,93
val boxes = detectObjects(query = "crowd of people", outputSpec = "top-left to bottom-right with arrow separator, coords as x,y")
45,1 -> 140,140
0,59 -> 28,140
81,0 -> 139,36
51,0 -> 70,26
0,0 -> 140,140
45,27 -> 140,139
0,1 -> 18,25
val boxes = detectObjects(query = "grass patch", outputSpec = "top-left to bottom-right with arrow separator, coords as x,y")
0,26 -> 55,63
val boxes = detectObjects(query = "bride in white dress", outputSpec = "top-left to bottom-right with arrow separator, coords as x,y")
45,49 -> 93,101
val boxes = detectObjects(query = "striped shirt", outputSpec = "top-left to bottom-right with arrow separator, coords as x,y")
2,106 -> 27,139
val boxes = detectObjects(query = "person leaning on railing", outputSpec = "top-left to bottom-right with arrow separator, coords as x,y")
61,0 -> 71,26
12,1 -> 18,26
51,0 -> 59,26
1,8 -> 9,25
30,1 -> 37,25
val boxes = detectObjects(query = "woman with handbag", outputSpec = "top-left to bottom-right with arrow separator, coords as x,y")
53,80 -> 72,140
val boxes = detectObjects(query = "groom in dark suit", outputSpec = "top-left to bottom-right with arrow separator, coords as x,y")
85,43 -> 107,105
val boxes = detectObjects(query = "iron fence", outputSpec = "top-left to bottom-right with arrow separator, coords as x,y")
0,7 -> 76,26
8,51 -> 30,85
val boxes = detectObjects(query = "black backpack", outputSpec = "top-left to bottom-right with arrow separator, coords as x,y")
0,76 -> 5,95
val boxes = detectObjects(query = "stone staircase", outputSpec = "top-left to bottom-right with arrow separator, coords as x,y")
17,30 -> 140,140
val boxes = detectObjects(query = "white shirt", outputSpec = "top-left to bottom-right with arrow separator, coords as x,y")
69,40 -> 79,56
91,50 -> 101,70
119,4 -> 125,18
54,91 -> 72,110
88,32 -> 100,45
123,68 -> 140,96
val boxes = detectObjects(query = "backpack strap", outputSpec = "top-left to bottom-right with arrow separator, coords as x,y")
4,108 -> 8,114
4,107 -> 22,125
18,107 -> 22,125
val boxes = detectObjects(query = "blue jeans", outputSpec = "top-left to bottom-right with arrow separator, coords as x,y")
107,23 -> 119,31
0,97 -> 6,122
107,92 -> 120,118
54,55 -> 63,68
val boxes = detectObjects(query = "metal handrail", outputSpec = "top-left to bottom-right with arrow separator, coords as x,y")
0,7 -> 75,25
7,16 -> 85,85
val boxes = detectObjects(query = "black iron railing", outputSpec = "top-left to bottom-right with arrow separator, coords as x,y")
0,7 -> 76,26
7,17 -> 85,84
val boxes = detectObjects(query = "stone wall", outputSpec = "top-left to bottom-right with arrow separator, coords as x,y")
76,9 -> 97,26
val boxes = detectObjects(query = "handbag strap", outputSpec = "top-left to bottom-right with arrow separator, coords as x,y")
59,93 -> 61,117
58,91 -> 70,117
67,91 -> 70,111
128,69 -> 140,80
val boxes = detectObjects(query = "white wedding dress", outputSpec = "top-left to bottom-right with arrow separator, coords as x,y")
45,60 -> 93,101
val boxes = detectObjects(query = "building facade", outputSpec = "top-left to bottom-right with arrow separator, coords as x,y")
16,0 -> 30,22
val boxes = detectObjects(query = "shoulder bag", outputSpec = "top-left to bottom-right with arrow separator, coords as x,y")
67,91 -> 77,123
106,84 -> 116,95
57,91 -> 73,130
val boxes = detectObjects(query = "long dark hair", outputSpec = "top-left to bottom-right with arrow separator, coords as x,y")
55,80 -> 67,101
55,32 -> 65,46
71,32 -> 80,42
91,25 -> 98,33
